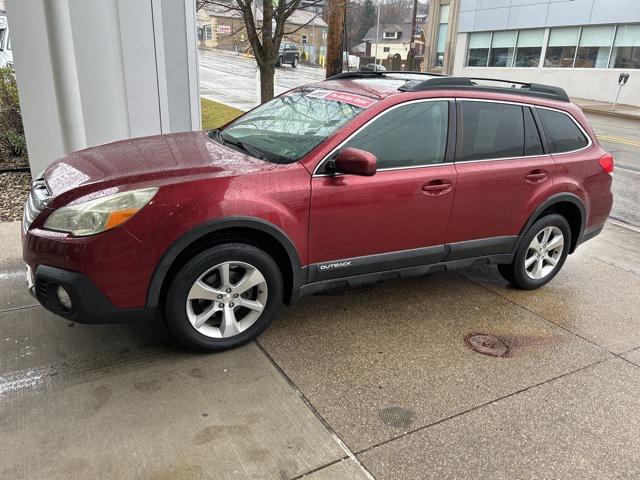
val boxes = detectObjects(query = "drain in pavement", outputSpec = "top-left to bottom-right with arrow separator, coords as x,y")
378,406 -> 415,428
464,333 -> 510,357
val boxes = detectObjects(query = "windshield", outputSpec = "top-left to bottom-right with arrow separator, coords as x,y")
221,88 -> 375,163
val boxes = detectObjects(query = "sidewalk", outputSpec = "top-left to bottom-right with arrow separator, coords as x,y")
199,45 -> 253,60
3,219 -> 640,479
573,97 -> 640,121
0,220 -> 372,480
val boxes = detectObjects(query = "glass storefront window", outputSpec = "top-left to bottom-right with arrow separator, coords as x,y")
465,24 -> 640,71
575,26 -> 615,68
610,24 -> 640,69
467,32 -> 491,66
544,27 -> 580,67
514,29 -> 544,67
489,31 -> 517,67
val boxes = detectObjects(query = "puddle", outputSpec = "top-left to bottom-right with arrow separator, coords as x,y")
464,332 -> 555,357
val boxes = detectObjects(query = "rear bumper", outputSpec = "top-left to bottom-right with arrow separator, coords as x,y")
32,265 -> 158,324
577,225 -> 604,247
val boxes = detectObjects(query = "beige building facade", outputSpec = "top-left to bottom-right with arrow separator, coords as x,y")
422,0 -> 460,74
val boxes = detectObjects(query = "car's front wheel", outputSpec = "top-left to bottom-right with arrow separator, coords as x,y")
164,243 -> 283,352
276,56 -> 283,67
498,214 -> 571,290
292,56 -> 298,68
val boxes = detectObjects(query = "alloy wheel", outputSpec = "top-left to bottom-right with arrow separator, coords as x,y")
185,261 -> 268,338
524,226 -> 564,280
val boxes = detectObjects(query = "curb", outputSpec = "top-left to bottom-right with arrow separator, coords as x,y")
579,106 -> 640,121
608,218 -> 640,234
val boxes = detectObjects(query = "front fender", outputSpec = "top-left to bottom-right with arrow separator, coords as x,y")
145,216 -> 304,308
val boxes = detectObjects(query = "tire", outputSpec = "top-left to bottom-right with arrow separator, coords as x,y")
498,214 -> 571,290
276,56 -> 283,67
164,243 -> 283,352
292,56 -> 298,68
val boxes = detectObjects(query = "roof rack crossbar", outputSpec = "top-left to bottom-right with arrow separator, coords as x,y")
401,76 -> 570,102
326,71 -> 570,103
459,77 -> 531,87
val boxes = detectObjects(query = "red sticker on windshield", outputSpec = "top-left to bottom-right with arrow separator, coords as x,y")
325,91 -> 376,108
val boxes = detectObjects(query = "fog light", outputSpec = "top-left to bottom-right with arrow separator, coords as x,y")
56,286 -> 72,310
26,265 -> 34,290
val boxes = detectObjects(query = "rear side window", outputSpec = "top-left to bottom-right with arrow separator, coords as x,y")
524,107 -> 544,156
340,100 -> 449,169
458,101 -> 524,161
537,108 -> 589,153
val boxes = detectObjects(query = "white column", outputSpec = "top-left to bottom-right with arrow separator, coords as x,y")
43,0 -> 87,154
6,0 -> 201,176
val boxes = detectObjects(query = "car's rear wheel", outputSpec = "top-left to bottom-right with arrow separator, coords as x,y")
498,214 -> 571,290
164,243 -> 283,352
292,56 -> 298,68
276,56 -> 283,67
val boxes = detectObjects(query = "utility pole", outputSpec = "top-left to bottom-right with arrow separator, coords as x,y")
326,0 -> 345,77
406,0 -> 419,70
343,0 -> 349,71
374,1 -> 380,66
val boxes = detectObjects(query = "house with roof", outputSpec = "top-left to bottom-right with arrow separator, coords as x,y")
362,21 -> 427,66
199,3 -> 328,64
360,3 -> 428,66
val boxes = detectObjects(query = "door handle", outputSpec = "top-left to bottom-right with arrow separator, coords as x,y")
525,169 -> 548,183
422,180 -> 452,195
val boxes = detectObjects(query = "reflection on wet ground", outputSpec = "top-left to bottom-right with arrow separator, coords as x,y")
2,220 -> 640,479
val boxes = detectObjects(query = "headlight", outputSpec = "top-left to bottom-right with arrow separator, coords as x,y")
44,187 -> 158,237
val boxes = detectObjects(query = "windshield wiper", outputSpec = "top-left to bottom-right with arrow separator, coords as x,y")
218,132 -> 267,160
209,129 -> 224,143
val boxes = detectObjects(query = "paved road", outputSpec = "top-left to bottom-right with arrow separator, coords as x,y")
586,113 -> 640,228
199,48 -> 324,111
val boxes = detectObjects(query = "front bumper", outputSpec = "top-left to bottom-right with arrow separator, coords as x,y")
31,265 -> 157,324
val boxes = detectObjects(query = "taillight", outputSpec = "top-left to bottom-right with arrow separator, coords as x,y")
598,153 -> 614,174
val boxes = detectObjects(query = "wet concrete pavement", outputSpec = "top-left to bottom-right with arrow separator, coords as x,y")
2,218 -> 640,479
2,342 -> 353,480
358,358 -> 640,479
258,272 -> 611,452
1,224 -> 366,480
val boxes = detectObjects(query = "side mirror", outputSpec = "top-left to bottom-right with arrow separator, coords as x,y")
333,148 -> 377,176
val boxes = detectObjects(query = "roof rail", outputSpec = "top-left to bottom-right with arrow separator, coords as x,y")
327,70 -> 446,81
399,76 -> 570,102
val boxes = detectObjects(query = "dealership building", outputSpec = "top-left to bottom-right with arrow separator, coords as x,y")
428,0 -> 640,106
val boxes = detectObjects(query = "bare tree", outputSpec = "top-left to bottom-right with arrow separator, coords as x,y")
380,0 -> 412,24
197,0 -> 324,103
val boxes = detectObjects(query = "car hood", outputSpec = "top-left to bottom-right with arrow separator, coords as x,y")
44,131 -> 278,198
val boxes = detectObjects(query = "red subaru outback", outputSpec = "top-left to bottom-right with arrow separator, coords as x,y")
22,73 -> 614,352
